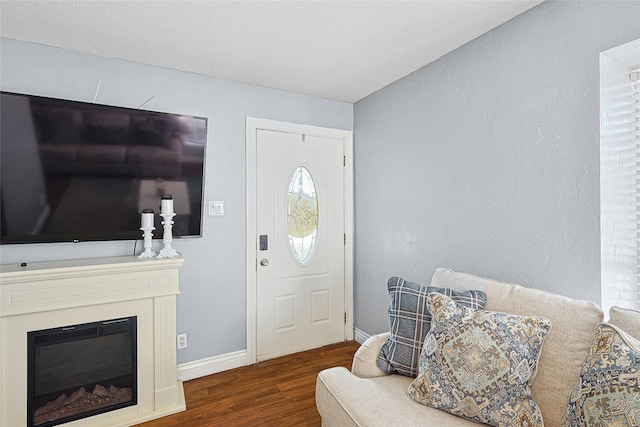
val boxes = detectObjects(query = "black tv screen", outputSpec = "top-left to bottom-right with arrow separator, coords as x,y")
0,92 -> 207,244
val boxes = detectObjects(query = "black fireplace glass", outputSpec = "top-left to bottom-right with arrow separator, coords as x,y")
27,317 -> 137,427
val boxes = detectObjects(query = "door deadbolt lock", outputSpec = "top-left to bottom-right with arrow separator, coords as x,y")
260,259 -> 269,267
259,235 -> 268,251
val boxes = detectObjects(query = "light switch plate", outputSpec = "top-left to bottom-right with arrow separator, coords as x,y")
208,201 -> 224,216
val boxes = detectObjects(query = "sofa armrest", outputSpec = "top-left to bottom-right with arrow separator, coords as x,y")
351,332 -> 391,378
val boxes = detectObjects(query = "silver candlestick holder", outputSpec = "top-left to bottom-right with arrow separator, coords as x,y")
138,208 -> 157,258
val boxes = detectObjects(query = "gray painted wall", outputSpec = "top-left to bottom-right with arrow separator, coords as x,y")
353,0 -> 640,335
0,38 -> 353,364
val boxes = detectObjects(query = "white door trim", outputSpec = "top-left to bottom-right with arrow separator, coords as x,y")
245,117 -> 354,365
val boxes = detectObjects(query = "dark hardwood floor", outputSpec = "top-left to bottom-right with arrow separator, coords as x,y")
135,340 -> 360,427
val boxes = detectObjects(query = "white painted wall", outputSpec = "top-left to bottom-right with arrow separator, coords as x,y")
0,38 -> 353,364
353,0 -> 640,335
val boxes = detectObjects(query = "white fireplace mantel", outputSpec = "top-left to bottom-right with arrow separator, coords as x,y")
0,256 -> 186,427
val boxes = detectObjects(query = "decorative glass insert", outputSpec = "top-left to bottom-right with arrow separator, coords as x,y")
287,167 -> 318,265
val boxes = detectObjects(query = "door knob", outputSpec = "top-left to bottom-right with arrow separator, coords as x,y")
260,259 -> 269,267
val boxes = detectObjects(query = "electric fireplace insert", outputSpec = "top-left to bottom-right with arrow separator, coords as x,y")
27,317 -> 137,427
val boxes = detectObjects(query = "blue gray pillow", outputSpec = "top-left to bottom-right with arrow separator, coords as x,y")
563,323 -> 640,426
376,276 -> 487,377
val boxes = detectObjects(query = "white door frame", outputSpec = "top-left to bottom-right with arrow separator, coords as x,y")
245,117 -> 354,365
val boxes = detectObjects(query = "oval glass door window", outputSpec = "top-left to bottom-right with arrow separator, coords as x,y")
287,166 -> 318,265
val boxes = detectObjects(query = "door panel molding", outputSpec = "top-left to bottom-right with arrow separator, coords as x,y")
245,117 -> 353,365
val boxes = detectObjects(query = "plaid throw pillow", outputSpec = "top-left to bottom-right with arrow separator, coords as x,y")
376,276 -> 487,377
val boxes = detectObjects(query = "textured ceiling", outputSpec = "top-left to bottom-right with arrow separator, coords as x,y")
0,1 -> 543,103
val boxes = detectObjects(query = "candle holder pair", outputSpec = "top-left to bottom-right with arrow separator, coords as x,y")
139,194 -> 180,259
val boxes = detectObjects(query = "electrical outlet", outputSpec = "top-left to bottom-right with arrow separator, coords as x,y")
177,333 -> 187,350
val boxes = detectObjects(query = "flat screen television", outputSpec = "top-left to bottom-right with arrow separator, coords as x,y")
0,91 -> 207,244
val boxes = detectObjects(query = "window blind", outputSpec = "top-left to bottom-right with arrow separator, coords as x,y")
633,70 -> 640,306
600,60 -> 639,312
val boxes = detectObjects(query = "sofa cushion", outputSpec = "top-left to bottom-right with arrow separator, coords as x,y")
131,114 -> 171,146
83,110 -> 130,145
77,144 -> 127,163
33,106 -> 83,145
431,268 -> 604,427
316,367 -> 481,427
608,306 -> 640,341
126,145 -> 180,165
38,143 -> 81,161
408,292 -> 550,426
376,277 -> 486,377
562,323 -> 640,426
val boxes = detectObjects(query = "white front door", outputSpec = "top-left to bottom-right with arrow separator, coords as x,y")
255,129 -> 345,361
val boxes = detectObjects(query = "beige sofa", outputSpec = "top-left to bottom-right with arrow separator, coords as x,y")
316,268 -> 638,426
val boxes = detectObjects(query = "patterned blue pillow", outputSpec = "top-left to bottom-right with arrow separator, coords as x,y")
562,323 -> 640,427
408,292 -> 550,427
376,277 -> 486,377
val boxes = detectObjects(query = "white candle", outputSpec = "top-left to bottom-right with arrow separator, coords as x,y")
161,195 -> 174,215
141,209 -> 154,228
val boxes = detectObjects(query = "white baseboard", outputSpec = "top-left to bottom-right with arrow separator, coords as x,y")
178,332 -> 371,382
353,328 -> 370,344
177,350 -> 247,382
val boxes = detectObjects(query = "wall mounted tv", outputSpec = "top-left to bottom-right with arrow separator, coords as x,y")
0,92 -> 207,244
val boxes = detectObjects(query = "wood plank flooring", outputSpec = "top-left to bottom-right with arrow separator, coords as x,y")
135,340 -> 360,427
